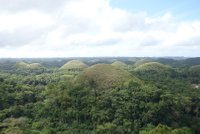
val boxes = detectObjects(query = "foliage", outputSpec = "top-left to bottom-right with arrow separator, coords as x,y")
0,58 -> 200,133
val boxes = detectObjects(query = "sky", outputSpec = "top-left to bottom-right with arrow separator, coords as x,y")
0,0 -> 200,57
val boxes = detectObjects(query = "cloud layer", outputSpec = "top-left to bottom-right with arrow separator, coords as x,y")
0,0 -> 200,57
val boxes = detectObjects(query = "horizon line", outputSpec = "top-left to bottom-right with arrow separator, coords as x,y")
0,56 -> 199,59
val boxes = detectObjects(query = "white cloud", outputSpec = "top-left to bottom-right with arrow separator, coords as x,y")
0,10 -> 55,32
0,0 -> 68,12
0,0 -> 200,57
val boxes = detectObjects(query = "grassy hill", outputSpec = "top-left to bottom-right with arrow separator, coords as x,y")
188,65 -> 200,83
15,61 -> 28,69
133,62 -> 176,81
14,61 -> 46,74
134,62 -> 172,72
15,62 -> 44,70
60,60 -> 88,71
111,61 -> 127,69
189,65 -> 200,73
133,59 -> 151,67
77,64 -> 139,90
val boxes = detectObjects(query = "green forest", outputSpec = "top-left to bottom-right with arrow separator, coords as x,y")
0,57 -> 200,134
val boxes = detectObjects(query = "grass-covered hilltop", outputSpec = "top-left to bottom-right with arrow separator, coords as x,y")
15,61 -> 44,70
0,57 -> 200,134
133,59 -> 151,67
133,62 -> 175,79
77,64 -> 137,90
59,60 -> 88,71
189,65 -> 200,74
14,61 -> 46,74
111,61 -> 127,69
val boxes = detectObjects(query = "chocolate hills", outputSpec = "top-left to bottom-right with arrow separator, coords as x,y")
77,64 -> 139,90
60,60 -> 88,71
15,62 -> 44,70
111,61 -> 127,69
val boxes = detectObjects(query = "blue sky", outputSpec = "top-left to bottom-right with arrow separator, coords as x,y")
111,0 -> 200,20
0,0 -> 200,57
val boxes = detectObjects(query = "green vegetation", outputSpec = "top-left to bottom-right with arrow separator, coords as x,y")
188,65 -> 200,84
132,62 -> 176,81
0,58 -> 200,133
189,65 -> 200,74
134,62 -> 172,72
77,64 -> 137,90
15,62 -> 44,70
59,60 -> 88,71
14,61 -> 46,75
133,59 -> 151,67
111,61 -> 127,69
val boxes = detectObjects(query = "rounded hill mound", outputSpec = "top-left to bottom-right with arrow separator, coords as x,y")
28,63 -> 44,69
134,62 -> 172,72
133,62 -> 175,80
189,65 -> 200,72
15,61 -> 28,69
60,60 -> 88,71
189,65 -> 200,76
111,61 -> 127,69
15,62 -> 44,70
77,64 -> 139,90
134,59 -> 151,67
